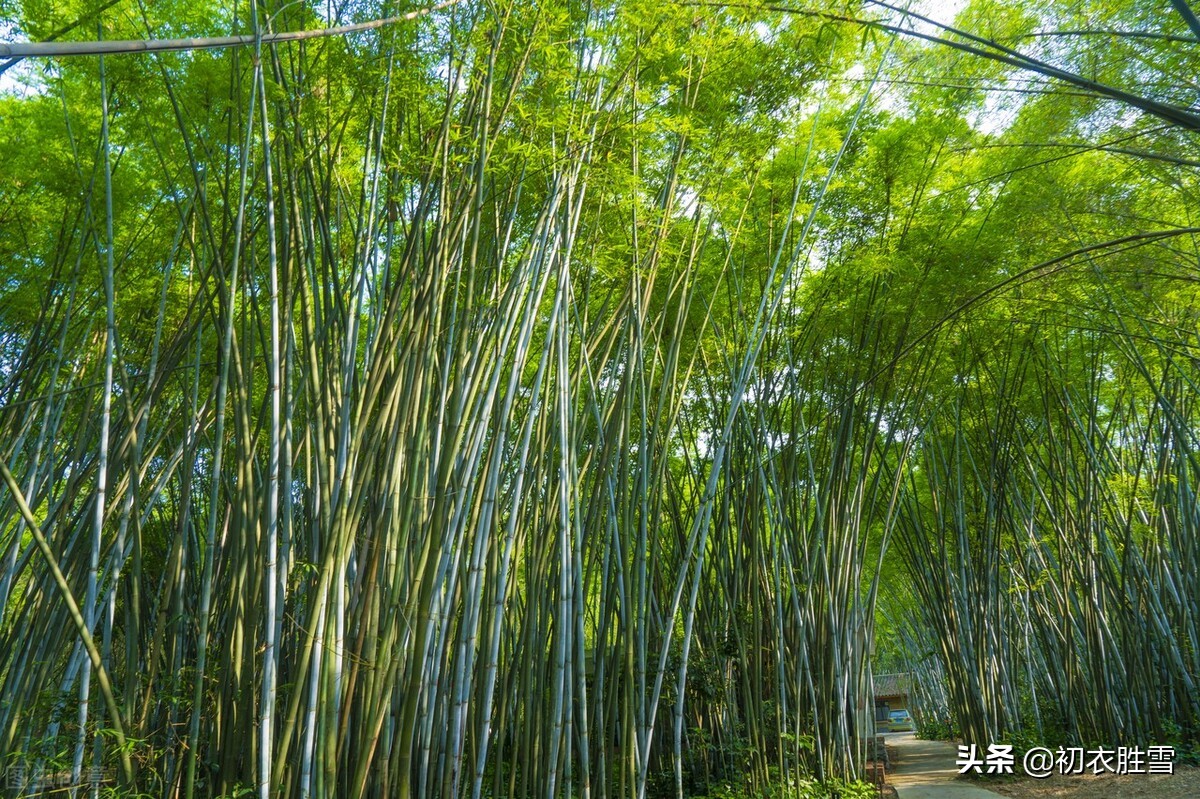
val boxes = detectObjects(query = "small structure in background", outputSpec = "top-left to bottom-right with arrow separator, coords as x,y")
873,672 -> 912,730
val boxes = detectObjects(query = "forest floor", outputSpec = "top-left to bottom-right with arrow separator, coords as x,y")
985,767 -> 1200,799
881,733 -> 1200,799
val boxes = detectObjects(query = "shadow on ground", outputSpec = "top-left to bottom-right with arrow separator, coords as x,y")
884,733 -> 1008,799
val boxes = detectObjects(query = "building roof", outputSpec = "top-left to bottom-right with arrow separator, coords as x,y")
873,672 -> 910,699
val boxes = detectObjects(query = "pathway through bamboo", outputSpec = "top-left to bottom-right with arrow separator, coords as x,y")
886,733 -> 1009,799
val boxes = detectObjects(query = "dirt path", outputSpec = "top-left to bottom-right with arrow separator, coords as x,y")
987,763 -> 1200,799
885,732 -> 1010,799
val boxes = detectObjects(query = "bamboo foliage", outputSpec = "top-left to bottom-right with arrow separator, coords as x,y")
893,319 -> 1200,751
0,2 -> 892,796
3,1 -> 1200,798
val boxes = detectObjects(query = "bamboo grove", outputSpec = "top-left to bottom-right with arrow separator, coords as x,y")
0,0 -> 1198,797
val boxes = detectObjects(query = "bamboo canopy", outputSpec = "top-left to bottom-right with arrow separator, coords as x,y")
1,1 -> 1198,797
